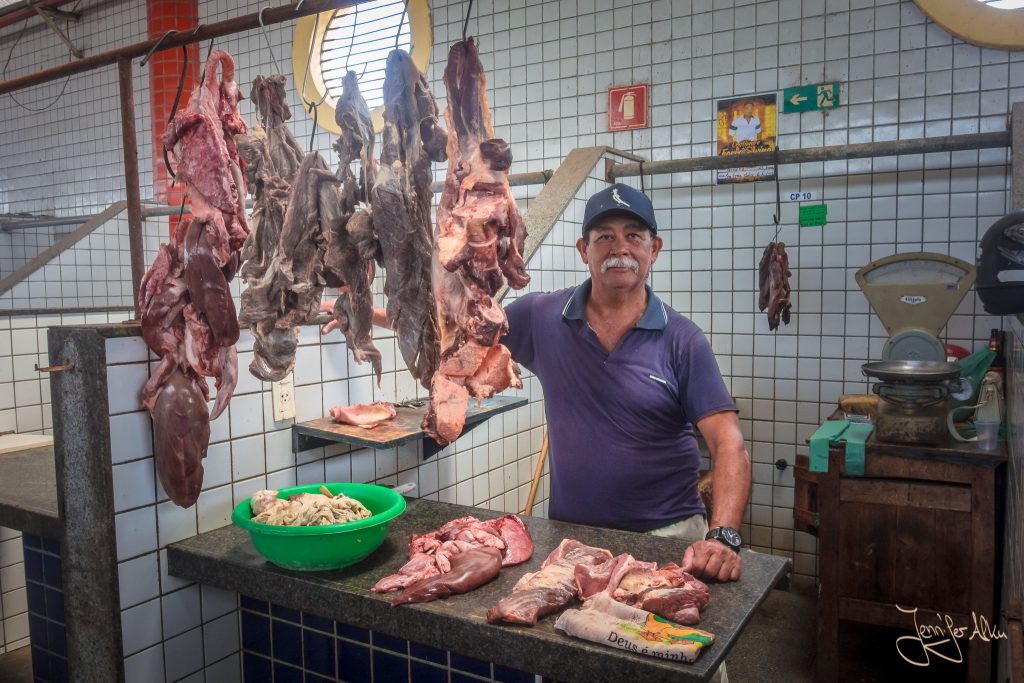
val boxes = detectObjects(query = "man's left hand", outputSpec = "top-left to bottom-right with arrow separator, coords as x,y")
682,539 -> 742,582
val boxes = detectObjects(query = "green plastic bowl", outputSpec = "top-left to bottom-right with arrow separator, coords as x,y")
231,483 -> 406,571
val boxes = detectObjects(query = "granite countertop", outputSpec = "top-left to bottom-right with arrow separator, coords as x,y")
168,498 -> 790,683
0,446 -> 61,538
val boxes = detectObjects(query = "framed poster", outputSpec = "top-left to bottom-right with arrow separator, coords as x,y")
715,94 -> 777,184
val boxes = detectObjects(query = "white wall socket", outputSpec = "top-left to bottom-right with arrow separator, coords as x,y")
272,373 -> 296,421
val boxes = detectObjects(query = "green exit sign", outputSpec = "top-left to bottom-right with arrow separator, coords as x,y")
783,82 -> 841,113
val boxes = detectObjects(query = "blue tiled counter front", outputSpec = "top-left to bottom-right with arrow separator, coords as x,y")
23,534 -> 68,683
238,595 -> 533,683
168,498 -> 790,683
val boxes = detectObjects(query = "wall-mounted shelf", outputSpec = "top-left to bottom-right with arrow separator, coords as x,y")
292,396 -> 528,458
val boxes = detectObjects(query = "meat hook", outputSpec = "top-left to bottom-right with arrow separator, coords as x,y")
462,0 -> 475,42
294,0 -> 305,11
141,29 -> 177,67
258,6 -> 284,76
771,150 -> 781,242
396,0 -> 408,50
162,43 -> 191,181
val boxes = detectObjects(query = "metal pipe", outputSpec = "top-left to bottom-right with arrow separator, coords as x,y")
0,306 -> 132,317
1,169 -> 555,230
117,57 -> 144,319
607,131 -> 1011,180
0,0 -> 366,95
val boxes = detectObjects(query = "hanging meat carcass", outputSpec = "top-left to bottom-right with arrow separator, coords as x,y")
422,38 -> 530,445
322,70 -> 383,381
139,49 -> 249,508
758,241 -> 792,331
236,74 -> 313,381
371,50 -> 448,388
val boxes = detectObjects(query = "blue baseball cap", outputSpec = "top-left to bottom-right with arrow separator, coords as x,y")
582,183 -> 657,237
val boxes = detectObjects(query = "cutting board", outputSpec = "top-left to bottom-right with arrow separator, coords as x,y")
0,433 -> 53,455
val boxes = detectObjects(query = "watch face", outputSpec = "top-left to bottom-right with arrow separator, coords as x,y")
721,527 -> 742,547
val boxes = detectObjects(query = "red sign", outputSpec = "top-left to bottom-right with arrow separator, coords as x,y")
608,84 -> 648,131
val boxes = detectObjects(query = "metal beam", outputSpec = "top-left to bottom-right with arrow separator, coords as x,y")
0,0 -> 367,95
0,202 -> 127,298
117,58 -> 144,319
607,131 -> 1011,180
30,0 -> 83,59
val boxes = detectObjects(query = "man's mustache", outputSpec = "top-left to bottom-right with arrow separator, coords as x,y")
601,256 -> 640,274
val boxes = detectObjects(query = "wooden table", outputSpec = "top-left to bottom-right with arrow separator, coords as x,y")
813,436 -> 1007,682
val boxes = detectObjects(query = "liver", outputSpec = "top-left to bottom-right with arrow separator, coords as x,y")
812,435 -> 1007,682
168,498 -> 791,683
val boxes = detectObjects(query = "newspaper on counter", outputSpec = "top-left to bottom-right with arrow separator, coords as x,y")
554,593 -> 714,663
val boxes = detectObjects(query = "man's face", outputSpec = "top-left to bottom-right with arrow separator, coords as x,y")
744,103 -> 754,116
576,214 -> 663,291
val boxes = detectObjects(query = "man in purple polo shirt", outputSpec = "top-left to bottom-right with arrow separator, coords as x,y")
502,183 -> 751,583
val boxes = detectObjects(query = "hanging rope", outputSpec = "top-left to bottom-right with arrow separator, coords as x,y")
639,160 -> 646,194
462,0 -> 475,41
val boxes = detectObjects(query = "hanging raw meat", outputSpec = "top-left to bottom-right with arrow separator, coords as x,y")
422,38 -> 530,445
371,50 -> 448,388
323,70 -> 383,381
758,241 -> 792,331
139,49 -> 249,508
236,74 -> 311,381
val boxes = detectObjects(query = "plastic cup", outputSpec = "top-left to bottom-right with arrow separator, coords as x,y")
976,421 -> 1000,450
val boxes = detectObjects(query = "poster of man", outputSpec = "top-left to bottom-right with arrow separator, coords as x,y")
715,94 -> 777,184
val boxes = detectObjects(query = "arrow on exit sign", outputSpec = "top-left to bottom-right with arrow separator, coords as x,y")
783,82 -> 841,113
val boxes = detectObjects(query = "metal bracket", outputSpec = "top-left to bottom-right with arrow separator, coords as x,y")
29,1 -> 83,59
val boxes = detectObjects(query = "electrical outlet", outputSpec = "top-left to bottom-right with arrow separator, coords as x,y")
272,373 -> 296,421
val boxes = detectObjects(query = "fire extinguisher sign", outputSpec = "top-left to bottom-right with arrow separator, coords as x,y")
608,84 -> 649,131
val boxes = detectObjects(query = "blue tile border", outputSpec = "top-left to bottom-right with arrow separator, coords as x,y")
239,594 -> 539,683
23,534 -> 68,683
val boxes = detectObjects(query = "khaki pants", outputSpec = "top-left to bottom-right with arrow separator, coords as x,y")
651,514 -> 729,683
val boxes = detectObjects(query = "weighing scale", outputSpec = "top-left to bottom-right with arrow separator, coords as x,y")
855,252 -> 976,362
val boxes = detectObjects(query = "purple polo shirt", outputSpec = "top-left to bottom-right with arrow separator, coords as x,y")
503,280 -> 736,532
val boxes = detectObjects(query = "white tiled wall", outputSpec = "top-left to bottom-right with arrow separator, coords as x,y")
0,309 -> 131,655
0,0 -> 151,278
0,526 -> 28,655
2,0 -> 1024,674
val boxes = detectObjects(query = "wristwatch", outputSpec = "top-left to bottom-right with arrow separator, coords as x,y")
705,526 -> 742,553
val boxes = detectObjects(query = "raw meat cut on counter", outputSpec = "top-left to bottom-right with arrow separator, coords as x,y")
372,514 -> 533,599
575,553 -> 712,626
323,70 -> 383,381
423,38 -> 530,445
328,402 -> 397,428
372,49 -> 448,389
139,49 -> 249,508
758,241 -> 792,331
390,546 -> 503,606
236,74 -> 309,381
486,539 -> 613,625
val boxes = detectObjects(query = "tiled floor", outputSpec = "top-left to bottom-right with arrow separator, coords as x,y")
0,646 -> 30,683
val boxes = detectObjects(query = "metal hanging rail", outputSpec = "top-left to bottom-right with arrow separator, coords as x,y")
606,131 -> 1011,180
0,0 -> 365,95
